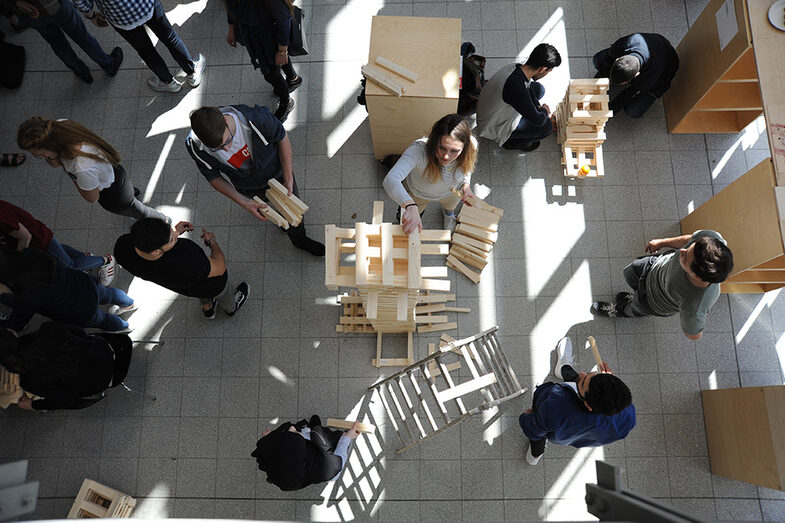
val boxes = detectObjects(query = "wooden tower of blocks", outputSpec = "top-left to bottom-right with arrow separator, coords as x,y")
325,201 -> 453,366
67,479 -> 136,519
447,194 -> 503,283
554,78 -> 613,178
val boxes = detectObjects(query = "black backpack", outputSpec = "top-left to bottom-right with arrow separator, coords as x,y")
458,42 -> 486,115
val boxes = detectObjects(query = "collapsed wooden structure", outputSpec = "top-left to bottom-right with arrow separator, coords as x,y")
67,479 -> 136,519
555,78 -> 613,178
368,326 -> 526,454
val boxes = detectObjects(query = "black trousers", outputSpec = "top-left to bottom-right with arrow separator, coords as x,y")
98,165 -> 168,221
240,177 -> 307,245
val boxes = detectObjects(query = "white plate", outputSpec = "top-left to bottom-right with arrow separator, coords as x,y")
768,0 -> 785,31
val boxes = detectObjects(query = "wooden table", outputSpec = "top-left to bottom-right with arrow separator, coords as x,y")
365,16 -> 461,160
677,0 -> 785,293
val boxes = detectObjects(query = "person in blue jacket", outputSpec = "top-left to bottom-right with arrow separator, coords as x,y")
225,0 -> 301,122
519,337 -> 636,465
592,33 -> 679,118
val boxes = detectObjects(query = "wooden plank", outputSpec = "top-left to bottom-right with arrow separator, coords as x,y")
397,290 -> 409,322
267,178 -> 309,214
366,289 -> 379,319
437,373 -> 497,402
420,266 -> 448,278
460,205 -> 500,227
415,303 -> 447,314
355,222 -> 369,285
421,243 -> 450,255
417,321 -> 457,334
444,306 -> 471,313
455,223 -> 498,244
417,293 -> 455,304
375,55 -> 419,82
381,223 -> 394,286
446,255 -> 481,284
452,233 -> 493,253
326,418 -> 377,433
373,357 -> 415,367
252,196 -> 289,229
420,230 -> 452,242
415,315 -> 448,324
266,189 -> 301,225
372,200 -> 385,224
408,230 -> 421,288
450,246 -> 487,271
420,278 -> 451,292
361,63 -> 404,96
376,332 -> 383,364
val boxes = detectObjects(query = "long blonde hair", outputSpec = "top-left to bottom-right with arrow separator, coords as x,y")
423,114 -> 477,183
17,117 -> 121,165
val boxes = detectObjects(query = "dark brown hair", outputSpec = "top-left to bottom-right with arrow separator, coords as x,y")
190,107 -> 227,149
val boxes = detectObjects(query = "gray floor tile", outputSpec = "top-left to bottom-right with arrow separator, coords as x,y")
626,457 -> 671,497
714,498 -> 763,520
176,458 -> 216,498
178,417 -> 218,458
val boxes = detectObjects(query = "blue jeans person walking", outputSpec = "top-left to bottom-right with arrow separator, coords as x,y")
19,0 -> 121,80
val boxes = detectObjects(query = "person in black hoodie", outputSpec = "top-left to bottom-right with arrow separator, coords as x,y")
592,33 -> 679,118
0,321 -> 130,410
251,416 -> 359,491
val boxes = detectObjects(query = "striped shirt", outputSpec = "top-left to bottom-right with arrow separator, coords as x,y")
73,0 -> 154,30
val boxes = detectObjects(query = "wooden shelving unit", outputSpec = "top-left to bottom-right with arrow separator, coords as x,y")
664,0 -> 762,134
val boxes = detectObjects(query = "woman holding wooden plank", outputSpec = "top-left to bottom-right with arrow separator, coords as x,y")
382,114 -> 477,235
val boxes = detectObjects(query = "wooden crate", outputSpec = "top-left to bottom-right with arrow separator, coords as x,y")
67,479 -> 136,519
562,144 -> 604,178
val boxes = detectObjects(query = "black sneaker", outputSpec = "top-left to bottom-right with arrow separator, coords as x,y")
226,282 -> 250,316
203,297 -> 217,319
294,237 -> 325,257
107,46 -> 123,76
590,301 -> 618,318
274,98 -> 295,122
76,71 -> 94,84
287,75 -> 303,93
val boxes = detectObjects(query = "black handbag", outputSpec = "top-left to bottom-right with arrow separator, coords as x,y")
288,6 -> 308,56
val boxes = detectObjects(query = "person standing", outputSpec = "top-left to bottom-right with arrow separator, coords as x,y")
18,117 -> 170,224
73,0 -> 205,92
0,0 -> 123,83
225,0 -> 301,122
476,43 -> 561,152
113,218 -> 249,319
519,337 -> 636,465
0,199 -> 115,285
590,230 -> 733,340
592,33 -> 679,118
186,104 -> 324,256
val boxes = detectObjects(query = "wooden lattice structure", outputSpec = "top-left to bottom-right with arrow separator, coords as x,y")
446,194 -> 503,283
555,78 -> 613,178
67,479 -> 136,519
0,365 -> 20,394
368,326 -> 526,454
325,201 -> 454,366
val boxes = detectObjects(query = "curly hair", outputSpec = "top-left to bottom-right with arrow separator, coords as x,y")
17,117 -> 121,165
584,373 -> 632,415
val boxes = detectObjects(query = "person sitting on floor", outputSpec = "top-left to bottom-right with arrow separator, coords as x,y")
0,321 -> 131,410
252,416 -> 359,491
476,43 -> 561,152
519,337 -> 636,465
592,33 -> 679,118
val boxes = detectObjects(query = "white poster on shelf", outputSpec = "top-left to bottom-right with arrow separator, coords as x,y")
716,0 -> 739,51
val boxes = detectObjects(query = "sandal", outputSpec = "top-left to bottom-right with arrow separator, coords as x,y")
0,153 -> 25,167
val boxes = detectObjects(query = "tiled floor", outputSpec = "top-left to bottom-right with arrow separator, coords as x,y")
1,0 -> 785,521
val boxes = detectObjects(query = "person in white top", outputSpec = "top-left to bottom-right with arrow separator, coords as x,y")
382,114 -> 478,235
17,117 -> 169,227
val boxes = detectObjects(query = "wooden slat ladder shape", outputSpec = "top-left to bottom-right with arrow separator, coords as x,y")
367,326 -> 527,453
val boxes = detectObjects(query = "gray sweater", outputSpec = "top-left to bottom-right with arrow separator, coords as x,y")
476,63 -> 524,146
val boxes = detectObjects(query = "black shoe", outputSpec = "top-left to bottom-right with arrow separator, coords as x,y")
308,414 -> 321,428
133,186 -> 141,198
107,46 -> 123,76
590,301 -> 617,318
226,282 -> 250,316
287,75 -> 303,93
504,140 -> 540,152
293,237 -> 325,257
274,98 -> 295,123
203,297 -> 217,319
76,71 -> 94,84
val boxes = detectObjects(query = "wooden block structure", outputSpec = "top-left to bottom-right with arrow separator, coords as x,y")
702,386 -> 785,490
263,179 -> 309,227
67,479 -> 136,519
447,194 -> 503,283
554,79 -> 613,178
326,201 -> 458,366
0,365 -> 20,393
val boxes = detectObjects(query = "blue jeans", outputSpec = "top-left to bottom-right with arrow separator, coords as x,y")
503,81 -> 552,148
22,0 -> 112,76
88,285 -> 133,331
47,238 -> 104,271
112,0 -> 194,83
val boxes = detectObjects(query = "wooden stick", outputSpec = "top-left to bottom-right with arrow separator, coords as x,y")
417,321 -> 457,334
361,64 -> 404,96
267,178 -> 310,214
587,336 -> 603,368
252,196 -> 289,229
375,56 -> 419,82
326,418 -> 376,433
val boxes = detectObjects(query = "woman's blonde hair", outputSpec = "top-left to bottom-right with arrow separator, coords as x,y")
17,117 -> 121,165
423,114 -> 477,183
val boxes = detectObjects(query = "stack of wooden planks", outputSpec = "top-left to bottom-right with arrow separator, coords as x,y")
446,195 -> 503,283
252,179 -> 310,230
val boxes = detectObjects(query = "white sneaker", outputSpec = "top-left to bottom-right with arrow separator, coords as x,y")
147,76 -> 183,93
109,303 -> 138,316
98,255 -> 116,286
526,441 -> 543,465
443,209 -> 457,234
187,53 -> 206,87
553,337 -> 574,381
